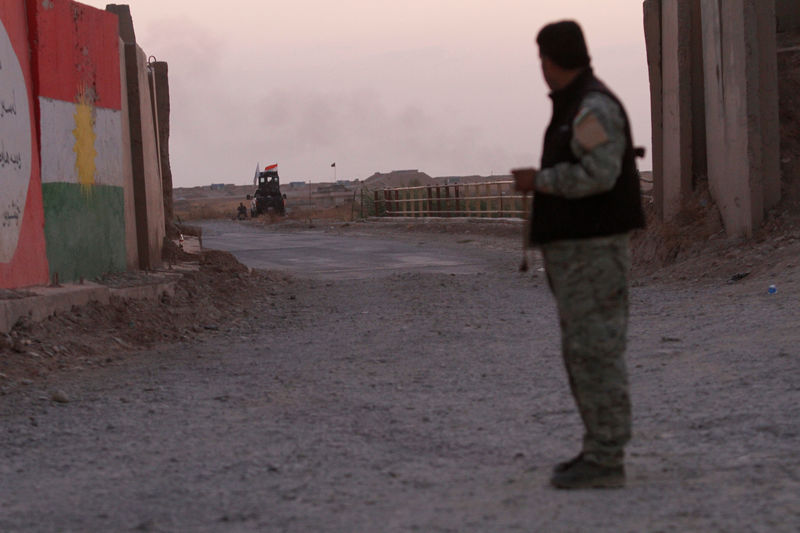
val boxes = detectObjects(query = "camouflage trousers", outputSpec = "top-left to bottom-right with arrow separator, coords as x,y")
541,233 -> 632,467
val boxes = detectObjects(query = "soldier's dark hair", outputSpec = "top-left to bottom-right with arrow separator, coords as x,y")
536,20 -> 591,69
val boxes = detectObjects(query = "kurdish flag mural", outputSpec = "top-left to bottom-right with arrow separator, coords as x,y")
30,0 -> 126,282
0,0 -> 49,288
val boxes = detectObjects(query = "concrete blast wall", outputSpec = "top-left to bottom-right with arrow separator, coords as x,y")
150,62 -> 174,228
644,0 -> 706,221
109,4 -> 165,270
778,9 -> 800,203
659,0 -> 694,220
645,0 -> 782,238
0,0 -> 49,288
777,0 -> 800,33
128,44 -> 165,269
701,0 -> 780,237
30,0 -> 128,283
0,0 -> 168,288
643,0 -> 664,219
119,38 -> 138,270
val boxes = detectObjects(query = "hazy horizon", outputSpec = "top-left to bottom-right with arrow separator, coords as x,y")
78,0 -> 652,187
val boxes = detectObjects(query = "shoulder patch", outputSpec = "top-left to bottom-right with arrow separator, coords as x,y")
574,111 -> 609,151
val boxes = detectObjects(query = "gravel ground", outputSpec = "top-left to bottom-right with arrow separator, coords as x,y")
0,218 -> 799,532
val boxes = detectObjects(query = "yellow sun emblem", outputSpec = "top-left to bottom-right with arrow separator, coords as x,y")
72,86 -> 97,190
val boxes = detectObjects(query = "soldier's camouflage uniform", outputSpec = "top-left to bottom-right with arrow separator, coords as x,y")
535,92 -> 632,468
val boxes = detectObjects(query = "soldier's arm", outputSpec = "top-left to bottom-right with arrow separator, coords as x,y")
535,92 -> 627,199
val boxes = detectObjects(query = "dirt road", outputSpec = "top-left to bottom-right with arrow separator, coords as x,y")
1,220 -> 798,532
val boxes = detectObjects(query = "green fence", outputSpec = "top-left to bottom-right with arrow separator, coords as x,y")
371,181 -> 527,218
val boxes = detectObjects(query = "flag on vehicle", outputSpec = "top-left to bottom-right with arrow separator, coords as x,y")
265,163 -> 278,171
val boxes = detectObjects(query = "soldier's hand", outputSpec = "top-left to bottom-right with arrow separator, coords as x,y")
511,167 -> 537,193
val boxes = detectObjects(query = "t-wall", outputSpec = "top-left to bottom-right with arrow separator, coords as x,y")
0,0 -> 49,289
28,0 -> 127,283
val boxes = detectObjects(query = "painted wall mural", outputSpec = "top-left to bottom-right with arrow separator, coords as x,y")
31,0 -> 126,282
1,0 -> 168,289
0,15 -> 31,261
0,0 -> 49,288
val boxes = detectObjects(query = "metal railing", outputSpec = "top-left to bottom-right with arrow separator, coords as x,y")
373,181 -> 527,218
371,174 -> 654,218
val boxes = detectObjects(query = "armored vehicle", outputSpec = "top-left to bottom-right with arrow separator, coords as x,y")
247,165 -> 286,217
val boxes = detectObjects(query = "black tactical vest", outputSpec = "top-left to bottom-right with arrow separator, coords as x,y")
530,69 -> 645,244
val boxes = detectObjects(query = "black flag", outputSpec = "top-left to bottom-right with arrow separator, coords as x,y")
331,162 -> 336,167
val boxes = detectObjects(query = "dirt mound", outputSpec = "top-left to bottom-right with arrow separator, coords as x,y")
631,192 -> 800,285
200,250 -> 249,274
162,237 -> 198,264
631,185 -> 724,275
0,256 -> 294,392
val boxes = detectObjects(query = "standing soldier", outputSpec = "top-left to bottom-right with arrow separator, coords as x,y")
512,20 -> 646,489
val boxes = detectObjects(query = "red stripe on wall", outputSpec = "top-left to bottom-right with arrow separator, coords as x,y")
0,0 -> 50,288
31,0 -> 121,111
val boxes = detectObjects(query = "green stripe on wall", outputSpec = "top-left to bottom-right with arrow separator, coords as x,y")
42,182 -> 127,282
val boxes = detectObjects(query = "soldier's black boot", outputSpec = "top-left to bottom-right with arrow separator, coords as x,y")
552,452 -> 584,474
549,457 -> 625,489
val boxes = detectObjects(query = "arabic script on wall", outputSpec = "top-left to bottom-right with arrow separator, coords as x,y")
0,17 -> 32,262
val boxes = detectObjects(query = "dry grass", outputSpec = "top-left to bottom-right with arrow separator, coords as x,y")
175,195 -> 359,223
174,197 -> 246,221
287,203 -> 356,222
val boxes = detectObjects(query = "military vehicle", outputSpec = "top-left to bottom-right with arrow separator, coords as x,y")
247,164 -> 286,217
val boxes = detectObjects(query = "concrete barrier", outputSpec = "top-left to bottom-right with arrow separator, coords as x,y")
119,37 -> 139,271
0,0 -> 50,289
758,2 -> 781,211
0,0 -> 169,291
778,46 -> 800,202
644,0 -> 705,221
0,282 -> 109,334
30,0 -> 127,282
660,0 -> 695,220
701,0 -> 780,237
109,5 -> 165,271
150,62 -> 174,228
109,276 -> 178,301
643,0 -> 664,219
645,0 -> 782,237
0,275 -> 180,334
777,0 -> 800,33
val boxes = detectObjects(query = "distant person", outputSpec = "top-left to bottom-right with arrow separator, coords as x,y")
512,20 -> 645,489
237,202 -> 247,220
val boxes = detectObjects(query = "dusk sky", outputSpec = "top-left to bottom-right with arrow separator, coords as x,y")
80,0 -> 651,187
